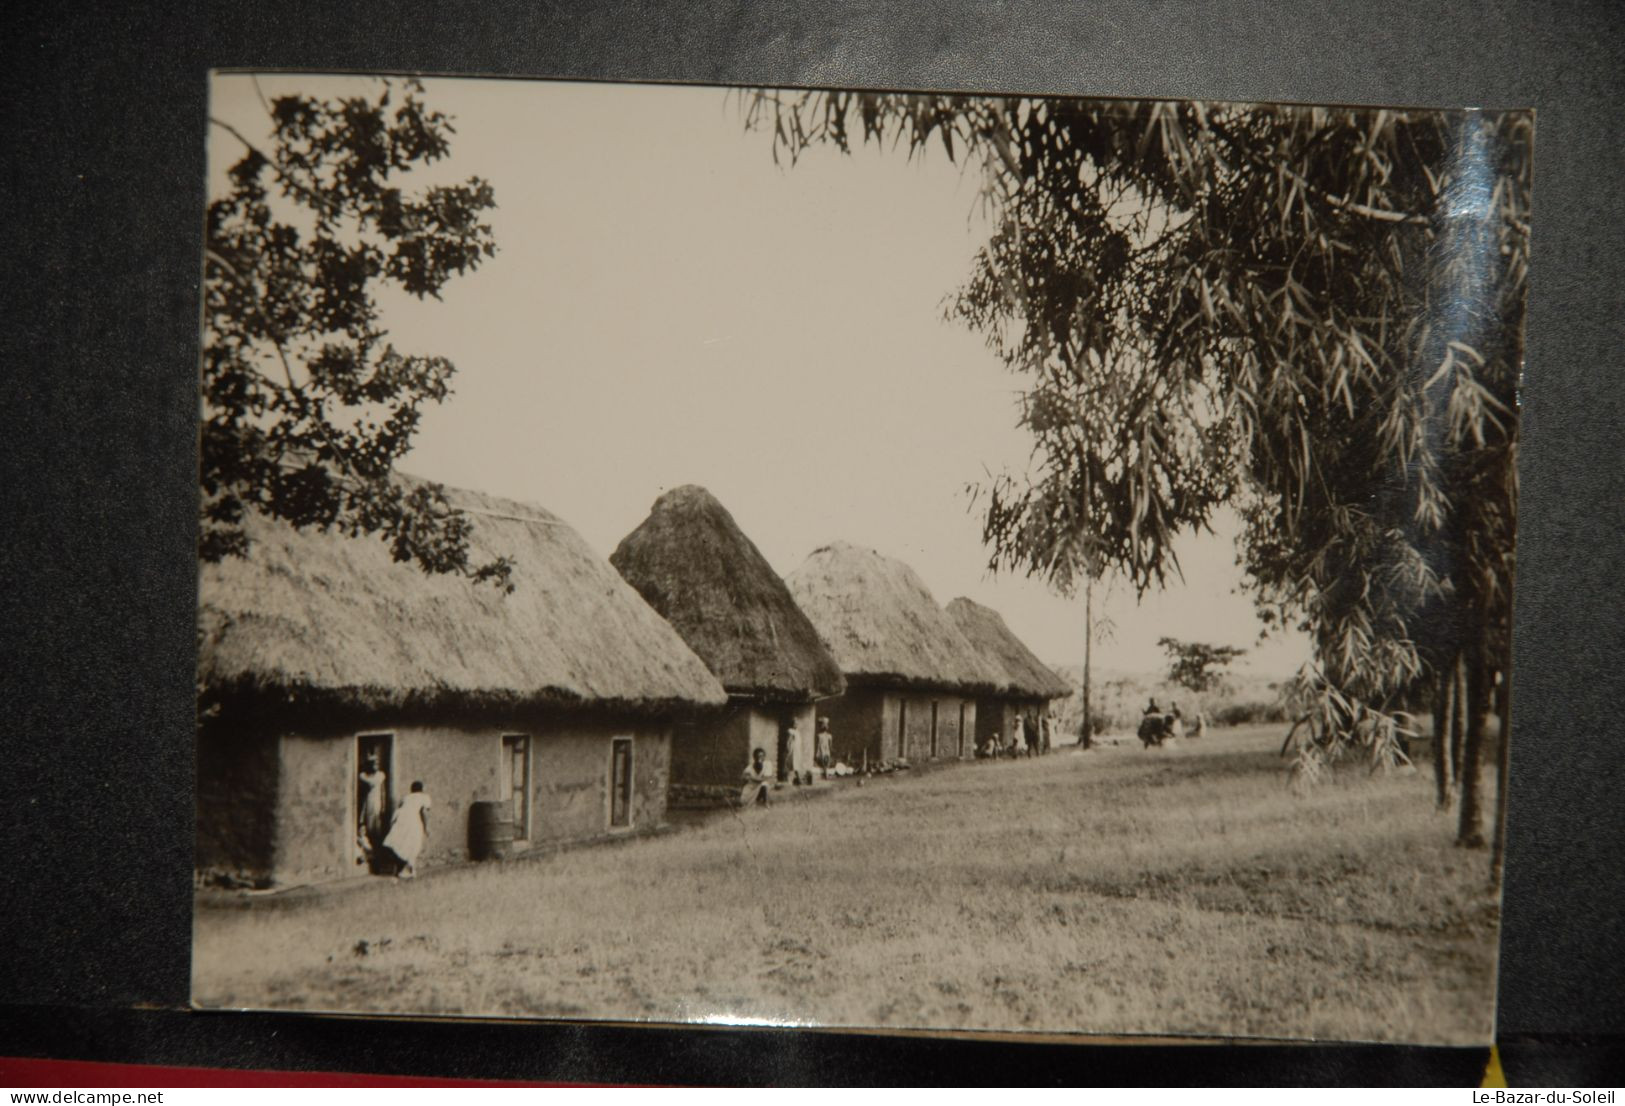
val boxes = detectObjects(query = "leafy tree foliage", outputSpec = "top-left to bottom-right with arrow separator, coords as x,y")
1158,637 -> 1247,694
744,92 -> 1528,860
204,79 -> 510,588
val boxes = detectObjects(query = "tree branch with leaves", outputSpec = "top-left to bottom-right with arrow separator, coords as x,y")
742,91 -> 1527,875
203,77 -> 511,591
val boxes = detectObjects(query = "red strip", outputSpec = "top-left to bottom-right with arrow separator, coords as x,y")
0,1057 -> 598,1088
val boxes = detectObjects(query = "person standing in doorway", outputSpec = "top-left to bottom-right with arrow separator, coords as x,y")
781,718 -> 801,785
814,716 -> 834,780
383,780 -> 432,880
357,753 -> 389,873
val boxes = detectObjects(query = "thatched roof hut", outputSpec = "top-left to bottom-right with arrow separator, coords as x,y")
785,541 -> 1001,694
946,597 -> 1072,700
609,485 -> 845,703
198,480 -> 729,716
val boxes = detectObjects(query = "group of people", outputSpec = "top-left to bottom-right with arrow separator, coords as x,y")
1139,698 -> 1206,744
356,755 -> 432,880
741,716 -> 837,806
974,712 -> 1055,760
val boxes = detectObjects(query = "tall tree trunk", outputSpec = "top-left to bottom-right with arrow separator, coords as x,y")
1491,668 -> 1513,887
1432,655 -> 1457,809
1457,653 -> 1491,849
1449,654 -> 1467,786
1080,575 -> 1093,748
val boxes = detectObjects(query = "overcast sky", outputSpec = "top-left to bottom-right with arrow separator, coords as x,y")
209,73 -> 1311,676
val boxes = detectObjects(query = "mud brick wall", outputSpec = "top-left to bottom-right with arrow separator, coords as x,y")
671,705 -> 752,787
746,702 -> 815,780
198,710 -> 674,887
815,688 -> 886,766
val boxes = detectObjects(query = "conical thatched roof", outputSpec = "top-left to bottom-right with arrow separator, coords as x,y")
610,486 -> 845,702
198,479 -> 728,716
946,597 -> 1072,700
785,542 -> 1002,694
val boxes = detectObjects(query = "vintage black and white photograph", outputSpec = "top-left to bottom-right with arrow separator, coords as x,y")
192,73 -> 1529,1044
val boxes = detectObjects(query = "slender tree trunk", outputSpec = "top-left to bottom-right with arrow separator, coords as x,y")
1457,653 -> 1491,849
1491,668 -> 1513,887
1080,575 -> 1093,748
1449,654 -> 1467,786
1432,656 -> 1457,809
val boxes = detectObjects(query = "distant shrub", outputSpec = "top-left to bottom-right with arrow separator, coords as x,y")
1076,712 -> 1115,740
1214,700 -> 1291,727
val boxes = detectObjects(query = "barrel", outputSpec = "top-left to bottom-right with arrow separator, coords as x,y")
468,800 -> 516,861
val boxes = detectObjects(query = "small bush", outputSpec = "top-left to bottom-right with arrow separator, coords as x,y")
1213,700 -> 1290,727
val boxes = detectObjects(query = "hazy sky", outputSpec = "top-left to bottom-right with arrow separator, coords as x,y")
209,73 -> 1311,676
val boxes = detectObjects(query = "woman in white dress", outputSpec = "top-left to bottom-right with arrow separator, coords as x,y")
383,780 -> 432,879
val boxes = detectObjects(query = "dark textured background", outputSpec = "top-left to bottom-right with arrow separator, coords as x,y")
2,0 -> 1621,1086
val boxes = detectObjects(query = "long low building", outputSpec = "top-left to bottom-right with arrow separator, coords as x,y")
196,479 -> 727,888
786,542 -> 1002,766
946,596 -> 1073,750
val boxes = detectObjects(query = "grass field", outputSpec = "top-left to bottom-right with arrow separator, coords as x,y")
192,725 -> 1499,1043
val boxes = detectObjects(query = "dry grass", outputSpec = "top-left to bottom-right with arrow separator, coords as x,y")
192,726 -> 1498,1043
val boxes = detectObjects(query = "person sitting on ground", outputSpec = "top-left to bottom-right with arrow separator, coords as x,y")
977,731 -> 1000,759
382,780 -> 431,881
740,747 -> 772,807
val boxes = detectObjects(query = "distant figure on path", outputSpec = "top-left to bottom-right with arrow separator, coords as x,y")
1024,714 -> 1040,757
383,781 -> 431,880
357,753 -> 389,871
1191,710 -> 1207,738
1167,704 -> 1185,740
815,717 -> 834,780
740,747 -> 772,806
1013,714 -> 1027,758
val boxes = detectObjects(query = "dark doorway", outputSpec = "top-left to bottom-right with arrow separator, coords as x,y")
776,714 -> 793,783
609,738 -> 633,829
356,733 -> 394,874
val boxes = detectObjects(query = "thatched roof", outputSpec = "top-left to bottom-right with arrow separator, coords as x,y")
198,479 -> 729,716
610,486 -> 845,703
784,542 -> 1002,694
946,597 -> 1072,700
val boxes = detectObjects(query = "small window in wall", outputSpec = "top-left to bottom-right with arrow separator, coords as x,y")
609,737 -> 633,829
501,735 -> 530,840
930,700 -> 940,758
